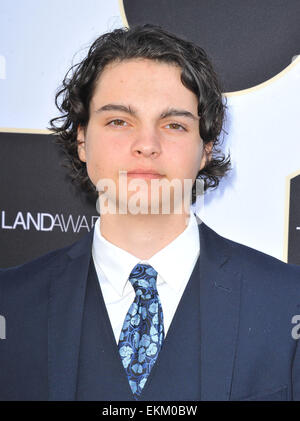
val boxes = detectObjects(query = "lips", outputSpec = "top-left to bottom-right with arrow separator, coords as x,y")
126,169 -> 164,179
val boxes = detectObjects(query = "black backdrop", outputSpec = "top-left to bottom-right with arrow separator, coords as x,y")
289,175 -> 300,265
123,0 -> 300,92
0,132 -> 97,268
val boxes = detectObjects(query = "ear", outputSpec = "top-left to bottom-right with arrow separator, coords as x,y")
199,141 -> 214,171
77,125 -> 86,162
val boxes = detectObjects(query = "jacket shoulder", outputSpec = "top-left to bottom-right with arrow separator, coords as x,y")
0,230 -> 93,286
200,222 -> 300,286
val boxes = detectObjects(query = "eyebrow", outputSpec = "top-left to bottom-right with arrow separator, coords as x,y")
95,103 -> 199,121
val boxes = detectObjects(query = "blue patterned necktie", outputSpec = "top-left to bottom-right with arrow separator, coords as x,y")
118,263 -> 164,399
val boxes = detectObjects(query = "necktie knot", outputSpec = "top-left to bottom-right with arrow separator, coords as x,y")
129,264 -> 158,297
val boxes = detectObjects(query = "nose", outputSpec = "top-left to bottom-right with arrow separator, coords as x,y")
131,128 -> 162,158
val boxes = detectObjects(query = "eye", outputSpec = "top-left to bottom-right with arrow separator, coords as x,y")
107,119 -> 128,127
165,122 -> 186,131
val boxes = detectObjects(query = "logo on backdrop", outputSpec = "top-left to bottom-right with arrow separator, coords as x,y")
1,210 -> 99,233
285,171 -> 300,265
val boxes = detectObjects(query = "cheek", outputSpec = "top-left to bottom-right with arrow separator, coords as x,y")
190,140 -> 204,170
168,142 -> 203,178
85,134 -> 125,177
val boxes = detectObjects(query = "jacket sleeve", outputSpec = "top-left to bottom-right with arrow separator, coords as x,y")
292,333 -> 300,400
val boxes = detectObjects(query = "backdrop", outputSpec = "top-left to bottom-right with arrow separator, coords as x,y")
0,0 -> 299,267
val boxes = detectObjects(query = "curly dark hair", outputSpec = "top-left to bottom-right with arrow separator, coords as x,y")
49,23 -> 230,204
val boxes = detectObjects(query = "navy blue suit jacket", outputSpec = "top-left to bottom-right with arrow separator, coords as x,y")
0,221 -> 300,400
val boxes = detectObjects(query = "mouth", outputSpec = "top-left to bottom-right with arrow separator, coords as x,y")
127,173 -> 164,179
125,169 -> 165,179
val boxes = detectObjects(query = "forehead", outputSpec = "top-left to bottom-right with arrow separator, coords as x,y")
90,58 -> 198,111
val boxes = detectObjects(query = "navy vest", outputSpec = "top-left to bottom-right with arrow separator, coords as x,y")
75,257 -> 201,401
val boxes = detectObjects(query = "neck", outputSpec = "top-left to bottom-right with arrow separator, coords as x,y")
99,211 -> 191,260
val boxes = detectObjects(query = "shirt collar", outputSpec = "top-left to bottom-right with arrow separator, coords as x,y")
92,210 -> 200,296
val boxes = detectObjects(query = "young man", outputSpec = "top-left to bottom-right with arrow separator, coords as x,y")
0,24 -> 300,401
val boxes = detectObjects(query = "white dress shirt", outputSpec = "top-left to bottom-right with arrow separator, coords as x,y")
92,211 -> 200,343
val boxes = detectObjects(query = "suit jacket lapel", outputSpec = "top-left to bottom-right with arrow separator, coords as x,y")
48,228 -> 94,401
198,221 -> 242,400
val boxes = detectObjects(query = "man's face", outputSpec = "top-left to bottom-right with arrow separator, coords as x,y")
77,58 -> 212,214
